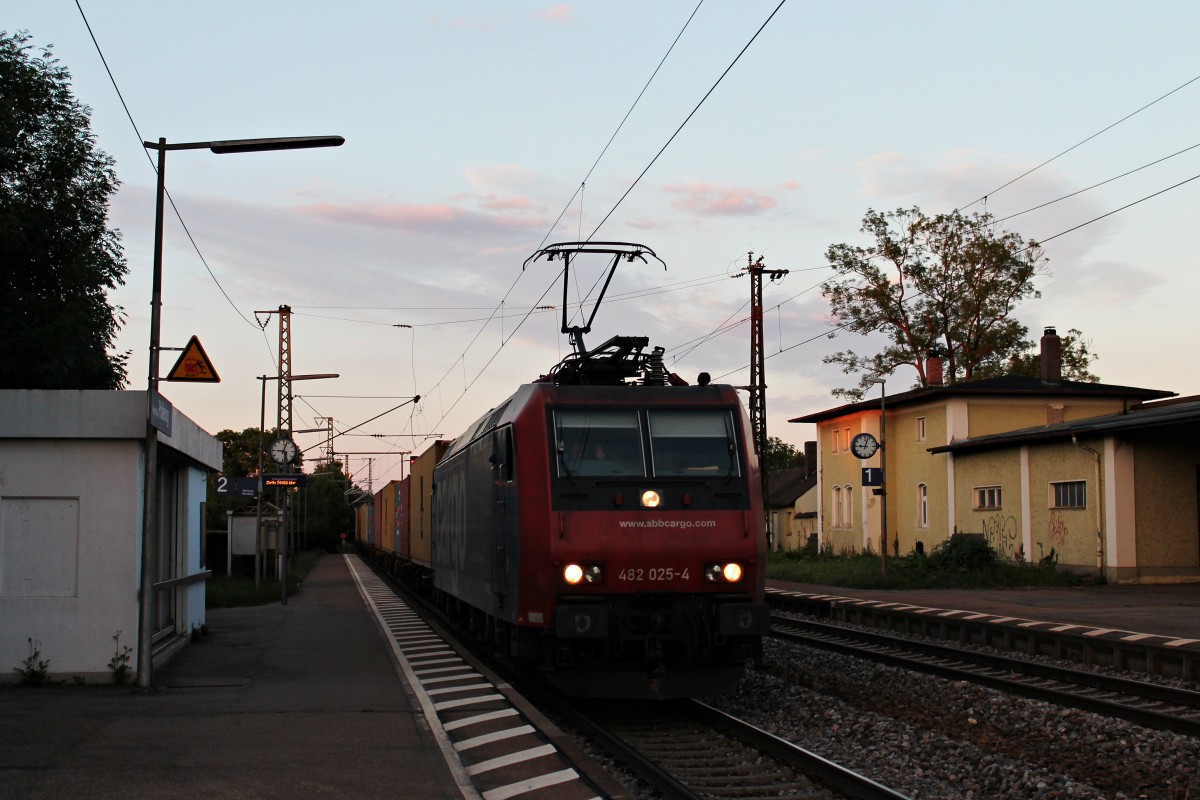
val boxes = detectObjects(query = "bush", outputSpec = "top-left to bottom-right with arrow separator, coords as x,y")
927,535 -> 997,572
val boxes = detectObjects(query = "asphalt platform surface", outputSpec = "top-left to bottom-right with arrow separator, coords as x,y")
0,554 -> 462,800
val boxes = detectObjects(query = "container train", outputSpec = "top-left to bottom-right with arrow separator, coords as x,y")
356,243 -> 768,698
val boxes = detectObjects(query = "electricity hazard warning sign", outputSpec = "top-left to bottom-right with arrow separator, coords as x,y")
166,335 -> 220,382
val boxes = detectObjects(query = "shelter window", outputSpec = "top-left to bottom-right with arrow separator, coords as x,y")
1051,480 -> 1086,509
554,410 -> 644,477
648,411 -> 739,477
974,485 -> 1002,510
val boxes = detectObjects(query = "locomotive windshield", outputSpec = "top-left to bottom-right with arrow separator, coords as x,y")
555,410 -> 646,476
553,408 -> 739,478
648,411 -> 739,477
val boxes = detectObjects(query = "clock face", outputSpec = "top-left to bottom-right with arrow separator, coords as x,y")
850,432 -> 879,459
269,437 -> 298,464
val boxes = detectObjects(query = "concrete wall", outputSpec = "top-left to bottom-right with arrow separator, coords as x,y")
952,448 -> 1024,561
889,402 -> 950,554
1131,428 -> 1200,581
0,440 -> 141,680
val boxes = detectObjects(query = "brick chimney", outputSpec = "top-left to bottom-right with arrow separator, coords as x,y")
803,441 -> 817,479
1040,327 -> 1062,384
926,348 -> 944,387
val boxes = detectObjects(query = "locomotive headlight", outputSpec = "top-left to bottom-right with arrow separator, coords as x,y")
640,490 -> 662,508
563,563 -> 604,585
704,562 -> 744,583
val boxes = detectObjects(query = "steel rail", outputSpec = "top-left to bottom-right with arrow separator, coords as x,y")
558,698 -> 912,800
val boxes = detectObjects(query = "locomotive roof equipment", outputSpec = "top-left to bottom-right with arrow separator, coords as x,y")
524,241 -> 668,386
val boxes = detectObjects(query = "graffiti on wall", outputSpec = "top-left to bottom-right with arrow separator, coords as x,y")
1046,511 -> 1068,549
981,513 -> 1020,560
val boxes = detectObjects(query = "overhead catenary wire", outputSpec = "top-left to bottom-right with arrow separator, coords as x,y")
74,0 -> 260,334
711,170 -> 1200,383
960,72 -> 1200,211
535,0 -> 707,252
585,0 -> 789,241
393,2 -> 713,457
75,0 -> 287,391
380,1 -> 792,486
677,126 -> 1200,379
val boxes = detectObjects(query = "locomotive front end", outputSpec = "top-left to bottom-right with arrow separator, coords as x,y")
540,386 -> 768,698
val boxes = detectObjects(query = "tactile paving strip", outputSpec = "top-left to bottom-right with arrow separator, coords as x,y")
346,555 -> 604,800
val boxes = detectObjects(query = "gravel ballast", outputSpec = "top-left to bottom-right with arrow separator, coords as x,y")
703,638 -> 1200,799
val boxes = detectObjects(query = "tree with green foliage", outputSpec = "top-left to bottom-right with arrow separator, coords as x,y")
762,435 -> 805,472
294,461 -> 364,552
822,206 -> 1048,399
0,31 -> 129,389
214,427 -> 272,477
994,327 -> 1099,382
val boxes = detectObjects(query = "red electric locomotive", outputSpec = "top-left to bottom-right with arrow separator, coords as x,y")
429,243 -> 768,698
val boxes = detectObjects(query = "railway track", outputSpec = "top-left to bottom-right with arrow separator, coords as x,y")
558,697 -> 911,800
359,553 -> 911,799
771,614 -> 1200,738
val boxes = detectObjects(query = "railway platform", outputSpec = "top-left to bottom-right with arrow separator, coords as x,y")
767,579 -> 1200,678
0,554 -> 464,800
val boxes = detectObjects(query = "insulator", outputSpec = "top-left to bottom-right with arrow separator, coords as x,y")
643,346 -> 668,386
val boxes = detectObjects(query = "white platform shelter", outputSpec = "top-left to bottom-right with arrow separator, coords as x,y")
0,390 -> 221,683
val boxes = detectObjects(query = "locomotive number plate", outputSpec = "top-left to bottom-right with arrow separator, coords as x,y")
618,567 -> 690,582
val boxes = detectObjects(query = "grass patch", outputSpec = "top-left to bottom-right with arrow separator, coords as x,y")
767,543 -> 1098,590
207,550 -> 322,608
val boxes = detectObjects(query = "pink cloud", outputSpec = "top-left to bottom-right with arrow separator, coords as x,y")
663,182 -> 778,216
480,194 -> 535,211
534,4 -> 574,24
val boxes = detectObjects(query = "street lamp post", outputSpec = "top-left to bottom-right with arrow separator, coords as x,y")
865,377 -> 888,578
255,373 -> 338,604
137,135 -> 343,689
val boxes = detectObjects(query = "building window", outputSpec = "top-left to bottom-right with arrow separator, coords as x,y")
1051,480 -> 1086,509
843,427 -> 852,454
843,485 -> 852,528
917,483 -> 929,528
916,416 -> 926,441
831,486 -> 842,527
974,485 -> 1002,510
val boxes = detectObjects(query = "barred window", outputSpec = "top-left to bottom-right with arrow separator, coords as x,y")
1051,480 -> 1087,509
975,485 -> 1002,510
